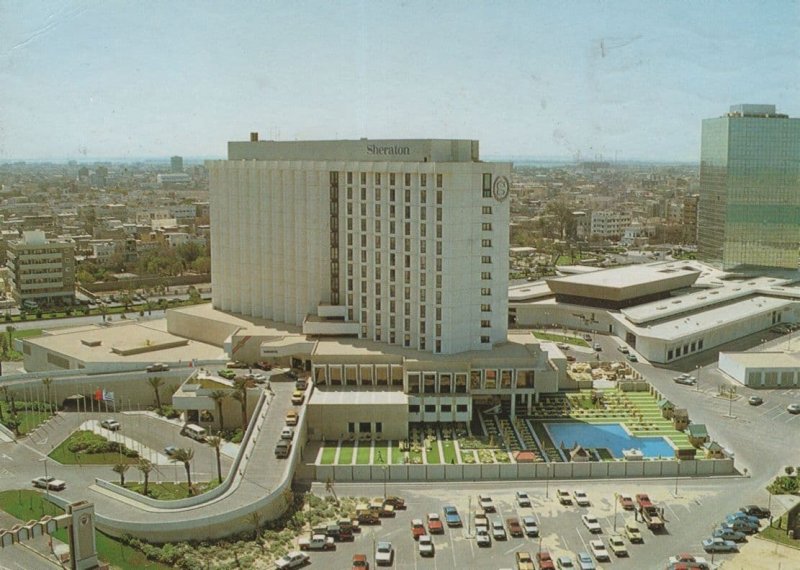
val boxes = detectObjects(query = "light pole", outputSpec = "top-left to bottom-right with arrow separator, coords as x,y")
545,463 -> 552,498
613,492 -> 619,531
39,457 -> 49,500
382,465 -> 388,500
696,365 -> 700,392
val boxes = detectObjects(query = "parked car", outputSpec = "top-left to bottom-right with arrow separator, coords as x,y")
713,526 -> 747,542
274,440 -> 291,458
627,353 -> 638,362
443,505 -> 462,527
748,396 -> 764,406
298,534 -> 335,551
426,513 -> 443,534
506,517 -> 523,537
702,537 -> 738,553
218,369 -> 236,380
566,355 -> 577,362
351,553 -> 369,569
581,514 -> 602,533
491,519 -> 507,540
556,555 -> 575,569
32,476 -> 66,491
537,551 -> 556,570
576,551 -> 596,570
479,494 -> 495,512
291,390 -> 305,405
285,411 -> 298,426
787,403 -> 800,414
593,343 -> 602,351
280,427 -> 294,440
673,374 -> 696,385
164,446 -> 177,456
375,542 -> 393,566
573,489 -> 590,506
740,505 -> 771,518
100,419 -> 120,430
624,522 -> 643,543
516,490 -> 531,507
411,519 -> 425,540
384,496 -> 406,509
668,553 -> 709,570
726,512 -> 760,526
557,489 -> 573,505
476,526 -> 491,547
274,550 -> 309,569
146,362 -> 169,373
607,534 -> 628,556
521,515 -> 539,537
617,345 -> 629,354
589,539 -> 610,561
618,494 -> 634,510
418,534 -> 434,557
516,551 -> 535,570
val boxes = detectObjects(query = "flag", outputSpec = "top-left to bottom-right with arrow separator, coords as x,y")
94,388 -> 102,401
103,390 -> 115,402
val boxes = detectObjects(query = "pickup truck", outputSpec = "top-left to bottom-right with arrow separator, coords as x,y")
298,534 -> 335,551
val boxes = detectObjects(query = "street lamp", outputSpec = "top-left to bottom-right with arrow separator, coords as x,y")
39,457 -> 50,499
696,365 -> 700,392
613,492 -> 619,531
545,463 -> 552,499
381,465 -> 388,500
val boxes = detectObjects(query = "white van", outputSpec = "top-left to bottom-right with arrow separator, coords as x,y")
182,424 -> 207,442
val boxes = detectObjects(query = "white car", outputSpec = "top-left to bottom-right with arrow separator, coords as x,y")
418,534 -> 434,557
280,427 -> 294,440
581,514 -> 602,533
522,515 -> 539,537
479,494 -> 496,512
516,490 -> 531,507
573,489 -> 590,506
491,519 -> 507,540
787,403 -> 800,414
274,551 -> 309,569
376,541 -> 394,566
100,419 -> 120,430
589,539 -> 610,562
476,527 -> 491,547
32,476 -> 66,491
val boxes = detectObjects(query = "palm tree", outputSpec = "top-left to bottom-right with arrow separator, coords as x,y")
113,463 -> 130,486
233,378 -> 250,429
99,304 -> 108,322
206,435 -> 223,484
170,448 -> 195,494
210,390 -> 227,431
41,377 -> 53,415
5,325 -> 14,354
148,376 -> 164,411
136,458 -> 154,496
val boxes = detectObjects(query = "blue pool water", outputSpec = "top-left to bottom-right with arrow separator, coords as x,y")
545,422 -> 674,459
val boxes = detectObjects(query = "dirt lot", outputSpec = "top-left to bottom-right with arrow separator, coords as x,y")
721,536 -> 800,569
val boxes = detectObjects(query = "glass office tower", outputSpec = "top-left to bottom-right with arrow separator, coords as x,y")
698,104 -> 800,270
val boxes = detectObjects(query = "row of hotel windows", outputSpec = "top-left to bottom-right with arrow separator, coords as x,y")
311,367 -> 534,390
344,203 -> 444,223
346,172 -> 444,188
346,187 -> 443,205
409,404 -> 469,414
666,339 -> 705,361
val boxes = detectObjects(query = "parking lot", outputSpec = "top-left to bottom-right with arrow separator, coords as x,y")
298,478 -> 757,570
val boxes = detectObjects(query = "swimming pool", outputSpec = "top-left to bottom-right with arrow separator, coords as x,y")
544,422 -> 675,459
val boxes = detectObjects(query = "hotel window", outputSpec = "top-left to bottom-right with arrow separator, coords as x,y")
436,174 -> 443,188
482,222 -> 492,231
405,189 -> 411,202
361,250 -> 367,263
390,173 -> 396,186
375,236 -> 381,248
389,237 -> 396,250
389,188 -> 396,202
375,312 -> 381,324
420,338 -> 426,351
420,289 -> 426,302
698,339 -> 704,350
424,404 -> 435,413
420,273 -> 427,286
360,204 -> 367,216
420,241 -> 426,254
420,174 -> 427,187
347,234 -> 353,246
435,274 -> 441,287
375,252 -> 381,264
436,226 -> 443,239
347,187 -> 353,199
436,258 -> 442,271
482,206 -> 492,214
360,235 -> 366,247
456,404 -> 468,413
375,204 -> 381,217
481,239 -> 492,247
347,172 -> 353,184
419,319 -> 426,334
481,272 -> 491,280
482,173 -> 492,197
376,283 -> 382,295
420,257 -> 427,270
405,222 -> 411,236
481,320 -> 491,328
360,172 -> 367,185
481,288 -> 491,296
404,334 -> 411,347
436,307 -> 442,320
691,341 -> 696,352
390,300 -> 395,313
667,349 -> 673,360
420,190 -> 427,204
409,404 -> 419,413
435,291 -> 442,304
405,173 -> 411,186
361,187 -> 367,200
420,208 -> 427,221
375,173 -> 381,186
482,255 -> 492,264
435,323 -> 441,336
481,335 -> 491,344
390,205 -> 396,218
481,304 -> 491,312
390,332 -> 396,343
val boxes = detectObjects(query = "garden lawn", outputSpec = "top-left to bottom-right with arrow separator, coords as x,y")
391,445 -> 404,465
0,406 -> 51,435
338,442 -> 355,464
356,444 -> 372,464
123,481 -> 220,500
761,515 -> 798,547
49,430 -> 139,465
0,490 -> 170,570
320,446 -> 337,465
441,440 -> 457,464
532,331 -> 589,347
425,443 -> 441,464
373,444 -> 389,465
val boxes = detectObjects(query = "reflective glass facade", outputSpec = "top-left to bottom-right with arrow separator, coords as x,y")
698,110 -> 800,270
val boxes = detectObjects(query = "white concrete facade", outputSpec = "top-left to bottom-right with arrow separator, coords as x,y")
719,351 -> 800,388
209,139 -> 510,355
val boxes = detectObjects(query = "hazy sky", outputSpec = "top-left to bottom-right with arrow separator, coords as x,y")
1,1 -> 798,161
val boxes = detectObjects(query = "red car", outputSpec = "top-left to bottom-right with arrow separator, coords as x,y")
411,519 -> 425,540
618,494 -> 635,510
426,513 -> 444,534
352,553 -> 369,569
536,550 -> 556,570
506,517 -> 523,537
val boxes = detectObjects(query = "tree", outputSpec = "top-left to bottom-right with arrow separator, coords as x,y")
41,377 -> 54,415
5,325 -> 14,354
113,463 -> 130,486
148,376 -> 164,411
206,435 -> 223,484
233,377 -> 252,429
99,304 -> 108,323
209,390 -> 227,431
170,448 -> 195,494
137,458 -> 154,497
786,466 -> 795,477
